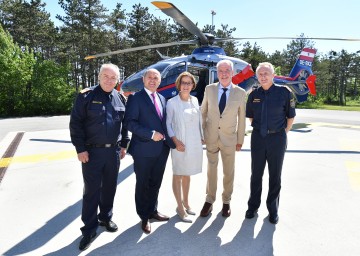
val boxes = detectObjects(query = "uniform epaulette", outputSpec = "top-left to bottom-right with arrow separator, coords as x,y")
283,85 -> 292,92
80,88 -> 91,94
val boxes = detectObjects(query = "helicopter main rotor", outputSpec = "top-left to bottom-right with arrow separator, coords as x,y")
84,1 -> 360,60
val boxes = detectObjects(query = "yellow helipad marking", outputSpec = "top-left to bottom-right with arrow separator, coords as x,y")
0,150 -> 77,167
346,161 -> 360,191
339,139 -> 360,151
309,122 -> 360,130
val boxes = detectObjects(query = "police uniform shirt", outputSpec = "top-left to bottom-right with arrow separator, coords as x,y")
70,85 -> 127,153
246,84 -> 296,131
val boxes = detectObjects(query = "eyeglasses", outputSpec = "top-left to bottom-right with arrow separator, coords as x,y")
180,81 -> 194,86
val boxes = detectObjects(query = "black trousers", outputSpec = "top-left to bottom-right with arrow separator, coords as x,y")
248,129 -> 287,216
81,147 -> 120,235
132,145 -> 170,221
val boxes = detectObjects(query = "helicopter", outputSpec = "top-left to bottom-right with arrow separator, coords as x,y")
84,1 -> 356,103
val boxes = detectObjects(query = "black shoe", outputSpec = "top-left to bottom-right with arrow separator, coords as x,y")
245,209 -> 258,219
79,232 -> 96,251
200,202 -> 213,217
99,220 -> 118,232
269,215 -> 279,224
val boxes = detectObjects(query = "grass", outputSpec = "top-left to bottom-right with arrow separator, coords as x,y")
297,98 -> 360,111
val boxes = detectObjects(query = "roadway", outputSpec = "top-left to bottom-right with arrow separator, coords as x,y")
0,109 -> 359,255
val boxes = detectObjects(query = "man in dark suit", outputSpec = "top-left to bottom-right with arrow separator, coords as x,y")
124,68 -> 175,234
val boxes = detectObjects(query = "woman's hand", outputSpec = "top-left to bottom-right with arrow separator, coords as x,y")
172,137 -> 185,152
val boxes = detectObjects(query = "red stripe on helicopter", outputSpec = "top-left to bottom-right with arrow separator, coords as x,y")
232,64 -> 255,84
274,75 -> 295,81
157,83 -> 176,92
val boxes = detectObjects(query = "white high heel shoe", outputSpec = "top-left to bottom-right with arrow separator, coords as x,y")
182,201 -> 196,215
176,208 -> 192,223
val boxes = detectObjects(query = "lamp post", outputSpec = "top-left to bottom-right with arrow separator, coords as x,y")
211,10 -> 216,34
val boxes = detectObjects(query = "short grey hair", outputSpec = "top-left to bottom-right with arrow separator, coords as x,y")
99,63 -> 120,79
217,59 -> 234,71
256,62 -> 275,75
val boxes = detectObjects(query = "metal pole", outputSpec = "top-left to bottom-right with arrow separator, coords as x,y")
211,10 -> 216,34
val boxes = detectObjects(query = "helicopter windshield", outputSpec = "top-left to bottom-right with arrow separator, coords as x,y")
160,62 -> 186,88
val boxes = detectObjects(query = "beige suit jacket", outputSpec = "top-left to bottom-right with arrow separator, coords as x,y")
201,83 -> 246,146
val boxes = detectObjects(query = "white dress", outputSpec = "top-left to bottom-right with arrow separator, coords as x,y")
166,95 -> 203,175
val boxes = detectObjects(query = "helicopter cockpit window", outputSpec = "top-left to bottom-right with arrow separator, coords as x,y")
126,63 -> 170,82
159,62 -> 186,89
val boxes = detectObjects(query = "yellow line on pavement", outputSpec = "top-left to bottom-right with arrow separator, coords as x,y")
346,161 -> 360,191
0,150 -> 77,167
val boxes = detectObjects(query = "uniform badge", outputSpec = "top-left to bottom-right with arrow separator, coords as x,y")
253,98 -> 261,103
92,101 -> 102,104
290,98 -> 295,108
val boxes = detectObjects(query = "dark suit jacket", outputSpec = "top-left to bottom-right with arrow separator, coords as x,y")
124,89 -> 175,158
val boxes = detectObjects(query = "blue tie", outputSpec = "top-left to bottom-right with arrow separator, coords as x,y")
260,91 -> 268,137
219,88 -> 228,114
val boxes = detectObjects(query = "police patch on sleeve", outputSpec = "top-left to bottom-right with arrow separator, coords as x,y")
290,98 -> 295,108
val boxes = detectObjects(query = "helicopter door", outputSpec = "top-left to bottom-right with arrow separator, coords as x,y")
190,67 -> 209,104
209,67 -> 218,84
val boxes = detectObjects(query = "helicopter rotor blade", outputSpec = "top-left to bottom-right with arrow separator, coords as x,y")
85,40 -> 197,60
214,36 -> 360,42
152,1 -> 208,45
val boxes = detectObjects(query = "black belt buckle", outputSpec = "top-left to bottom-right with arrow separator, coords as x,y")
104,144 -> 113,148
267,129 -> 283,134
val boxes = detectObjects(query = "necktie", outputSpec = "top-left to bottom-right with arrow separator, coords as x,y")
151,93 -> 162,119
260,92 -> 268,137
219,88 -> 228,114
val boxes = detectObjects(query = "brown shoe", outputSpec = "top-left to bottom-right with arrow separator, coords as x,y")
200,202 -> 213,217
150,212 -> 170,221
222,203 -> 231,217
141,219 -> 151,234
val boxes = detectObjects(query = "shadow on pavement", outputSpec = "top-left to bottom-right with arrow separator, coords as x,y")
4,164 -> 134,255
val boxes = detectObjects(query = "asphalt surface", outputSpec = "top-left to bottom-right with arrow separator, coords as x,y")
0,110 -> 360,256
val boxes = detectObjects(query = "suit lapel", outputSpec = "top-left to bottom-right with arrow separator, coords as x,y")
214,84 -> 220,113
140,89 -> 159,118
227,84 -> 237,102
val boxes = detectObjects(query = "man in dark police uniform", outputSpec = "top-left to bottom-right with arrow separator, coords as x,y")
70,63 -> 129,251
245,62 -> 296,224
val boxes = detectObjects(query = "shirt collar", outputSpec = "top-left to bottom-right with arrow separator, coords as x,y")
144,87 -> 156,96
218,83 -> 231,92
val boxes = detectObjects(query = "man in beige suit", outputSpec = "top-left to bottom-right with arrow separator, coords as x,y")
200,59 -> 246,217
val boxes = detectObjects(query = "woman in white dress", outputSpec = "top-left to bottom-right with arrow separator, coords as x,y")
166,71 -> 204,223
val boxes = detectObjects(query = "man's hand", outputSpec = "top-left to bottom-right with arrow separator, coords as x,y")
153,131 -> 164,141
236,144 -> 242,152
120,148 -> 126,159
78,151 -> 89,163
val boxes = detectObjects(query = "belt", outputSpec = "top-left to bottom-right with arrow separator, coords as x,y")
254,128 -> 284,134
86,144 -> 115,148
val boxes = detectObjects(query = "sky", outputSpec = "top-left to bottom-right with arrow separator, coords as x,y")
43,0 -> 360,56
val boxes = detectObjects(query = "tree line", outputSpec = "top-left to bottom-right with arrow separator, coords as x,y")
0,0 -> 359,117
